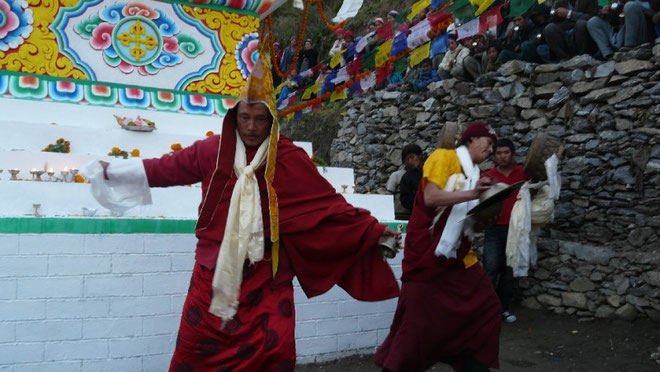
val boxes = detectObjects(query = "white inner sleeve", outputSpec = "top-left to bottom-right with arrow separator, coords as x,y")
81,158 -> 152,213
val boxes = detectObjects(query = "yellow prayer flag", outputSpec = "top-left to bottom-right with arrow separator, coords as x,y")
330,88 -> 348,102
275,81 -> 286,95
286,112 -> 295,120
375,40 -> 393,68
408,0 -> 431,20
409,42 -> 430,68
475,0 -> 496,16
538,0 -> 546,3
330,49 -> 345,68
302,83 -> 321,100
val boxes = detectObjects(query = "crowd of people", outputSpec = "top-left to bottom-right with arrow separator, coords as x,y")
272,0 -> 660,103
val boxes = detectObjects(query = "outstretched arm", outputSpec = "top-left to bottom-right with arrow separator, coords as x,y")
142,139 -> 209,187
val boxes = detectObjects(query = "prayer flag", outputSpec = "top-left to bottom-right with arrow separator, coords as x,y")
409,41 -> 431,67
508,0 -> 537,17
330,88 -> 348,101
349,80 -> 362,95
457,17 -> 479,40
323,71 -> 337,92
333,0 -> 364,22
299,68 -> 313,78
394,57 -> 408,74
474,0 -> 496,16
408,0 -> 431,20
389,33 -> 409,56
345,43 -> 357,60
430,33 -> 449,57
362,48 -> 376,70
331,67 -> 350,84
329,49 -> 345,68
293,0 -> 304,9
274,81 -> 286,95
376,64 -> 392,85
479,4 -> 504,32
377,20 -> 394,41
294,110 -> 302,119
407,19 -> 431,49
375,40 -> 393,68
431,0 -> 446,8
427,10 -> 452,28
356,32 -> 373,53
302,83 -> 320,100
360,72 -> 376,90
346,56 -> 362,76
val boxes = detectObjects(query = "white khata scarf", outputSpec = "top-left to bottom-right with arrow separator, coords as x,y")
209,131 -> 269,320
434,145 -> 480,258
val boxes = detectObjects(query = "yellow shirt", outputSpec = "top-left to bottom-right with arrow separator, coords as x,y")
422,149 -> 479,269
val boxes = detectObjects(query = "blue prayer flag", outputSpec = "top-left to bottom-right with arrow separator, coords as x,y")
389,33 -> 408,57
430,33 -> 449,57
431,0 -> 446,8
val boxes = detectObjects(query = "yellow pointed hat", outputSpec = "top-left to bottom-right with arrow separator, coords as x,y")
232,41 -> 281,278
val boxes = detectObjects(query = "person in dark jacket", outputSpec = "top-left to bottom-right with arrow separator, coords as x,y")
297,39 -> 318,73
413,59 -> 441,92
499,4 -> 551,63
542,0 -> 599,61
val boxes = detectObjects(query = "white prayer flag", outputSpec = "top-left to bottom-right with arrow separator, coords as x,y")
457,18 -> 479,40
332,0 -> 364,22
406,19 -> 431,49
360,72 -> 376,91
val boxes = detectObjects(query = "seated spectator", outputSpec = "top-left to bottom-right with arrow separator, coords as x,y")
277,69 -> 301,107
438,33 -> 471,80
499,5 -> 551,64
542,0 -> 599,61
343,30 -> 355,50
328,29 -> 346,57
297,39 -> 318,75
413,58 -> 441,91
463,39 -> 503,80
386,144 -> 423,220
587,0 -> 658,59
388,10 -> 410,35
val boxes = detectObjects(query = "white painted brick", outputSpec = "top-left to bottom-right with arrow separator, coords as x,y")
109,335 -> 173,358
0,365 -> 11,372
18,277 -> 83,299
357,313 -> 394,332
315,317 -> 358,336
143,272 -> 190,295
112,255 -> 171,274
294,286 -> 350,303
171,295 -> 186,313
48,255 -> 111,276
0,279 -> 16,299
46,299 -> 110,319
336,300 -> 381,316
337,330 -> 378,351
110,296 -> 171,317
0,257 -> 47,278
294,320 -> 316,338
295,336 -> 337,356
85,235 -> 143,254
19,234 -> 85,254
142,314 -> 180,336
142,353 -> 174,372
13,360 -> 82,372
0,342 -> 44,364
0,235 -> 19,255
0,300 -> 46,321
16,320 -> 82,342
377,329 -> 390,344
45,340 -> 108,361
376,298 -> 398,313
0,323 -> 15,343
82,318 -> 141,339
84,275 -> 142,297
170,254 -> 195,271
144,235 -> 196,253
82,357 -> 142,372
295,302 -> 338,321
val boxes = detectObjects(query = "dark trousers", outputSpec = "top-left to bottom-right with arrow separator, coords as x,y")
483,226 -> 513,312
543,19 -> 595,60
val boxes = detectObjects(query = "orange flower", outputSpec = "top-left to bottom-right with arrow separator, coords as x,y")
74,174 -> 85,183
171,143 -> 183,151
131,149 -> 140,157
206,131 -> 215,137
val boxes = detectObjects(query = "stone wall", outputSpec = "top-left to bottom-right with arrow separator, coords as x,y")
330,44 -> 660,321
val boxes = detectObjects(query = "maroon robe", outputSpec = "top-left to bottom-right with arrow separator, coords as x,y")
142,109 -> 399,371
374,183 -> 501,371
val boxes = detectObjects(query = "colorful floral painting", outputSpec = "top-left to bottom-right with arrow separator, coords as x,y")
74,2 -> 204,76
234,32 -> 259,79
0,0 -> 34,51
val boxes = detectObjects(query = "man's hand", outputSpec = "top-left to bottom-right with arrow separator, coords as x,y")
378,227 -> 402,259
554,7 -> 569,18
471,177 -> 495,199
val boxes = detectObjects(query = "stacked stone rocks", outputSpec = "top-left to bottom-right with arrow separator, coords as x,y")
330,43 -> 660,321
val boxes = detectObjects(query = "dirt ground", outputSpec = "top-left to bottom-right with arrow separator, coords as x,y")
297,305 -> 660,371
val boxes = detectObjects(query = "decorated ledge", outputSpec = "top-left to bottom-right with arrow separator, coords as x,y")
0,218 -> 407,234
0,70 -> 236,116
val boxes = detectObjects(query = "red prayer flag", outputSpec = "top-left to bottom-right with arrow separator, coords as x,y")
347,56 -> 362,76
478,4 -> 504,33
376,64 -> 392,85
376,20 -> 394,41
427,10 -> 452,28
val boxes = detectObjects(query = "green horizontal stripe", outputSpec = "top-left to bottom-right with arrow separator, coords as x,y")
0,218 -> 407,234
